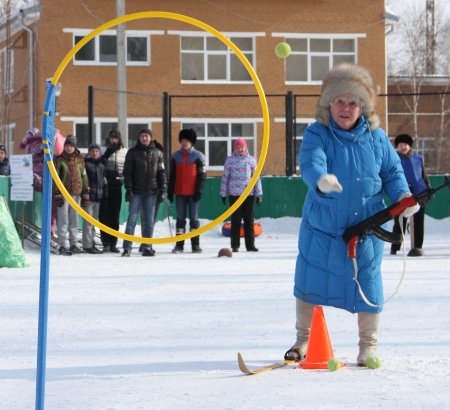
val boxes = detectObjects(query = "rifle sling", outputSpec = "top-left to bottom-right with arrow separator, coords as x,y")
371,226 -> 402,244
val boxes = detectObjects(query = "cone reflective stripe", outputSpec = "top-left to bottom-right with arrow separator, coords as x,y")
299,306 -> 337,369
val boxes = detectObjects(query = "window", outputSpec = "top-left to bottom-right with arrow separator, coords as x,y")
282,36 -> 359,83
181,121 -> 257,169
72,120 -> 151,149
415,137 -> 435,172
180,35 -> 255,83
69,29 -> 151,66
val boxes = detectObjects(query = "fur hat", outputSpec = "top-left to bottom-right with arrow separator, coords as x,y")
315,63 -> 380,130
394,134 -> 413,147
178,128 -> 197,145
88,143 -> 101,152
64,135 -> 77,147
233,138 -> 247,149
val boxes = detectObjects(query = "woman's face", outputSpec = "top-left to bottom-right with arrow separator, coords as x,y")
330,94 -> 362,130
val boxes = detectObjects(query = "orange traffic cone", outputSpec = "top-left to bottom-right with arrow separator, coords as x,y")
299,306 -> 337,369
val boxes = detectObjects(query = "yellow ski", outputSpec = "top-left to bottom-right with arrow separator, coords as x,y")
237,352 -> 295,375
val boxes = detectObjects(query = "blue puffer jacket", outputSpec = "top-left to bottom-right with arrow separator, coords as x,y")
294,116 -> 409,313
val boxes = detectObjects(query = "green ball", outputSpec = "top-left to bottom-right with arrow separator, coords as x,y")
365,357 -> 382,369
275,42 -> 291,59
327,358 -> 341,371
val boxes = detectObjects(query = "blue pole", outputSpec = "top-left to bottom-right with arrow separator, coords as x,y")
35,82 -> 55,410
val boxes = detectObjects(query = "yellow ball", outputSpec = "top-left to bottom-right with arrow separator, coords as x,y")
365,357 -> 382,369
275,42 -> 291,59
327,358 -> 341,371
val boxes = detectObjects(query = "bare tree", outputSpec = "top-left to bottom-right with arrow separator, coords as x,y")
387,2 -> 450,173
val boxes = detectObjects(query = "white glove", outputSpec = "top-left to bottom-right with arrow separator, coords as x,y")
317,174 -> 343,193
397,192 -> 420,219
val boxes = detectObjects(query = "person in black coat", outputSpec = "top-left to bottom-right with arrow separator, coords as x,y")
121,128 -> 166,257
0,145 -> 10,176
83,143 -> 107,254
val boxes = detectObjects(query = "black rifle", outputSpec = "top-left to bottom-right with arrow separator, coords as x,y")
343,176 -> 450,258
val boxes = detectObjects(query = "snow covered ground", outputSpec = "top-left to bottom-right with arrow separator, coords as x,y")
1,216 -> 450,410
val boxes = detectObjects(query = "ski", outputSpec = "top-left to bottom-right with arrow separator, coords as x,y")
237,352 -> 296,375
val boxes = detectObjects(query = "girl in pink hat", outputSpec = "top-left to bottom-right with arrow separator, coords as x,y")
220,138 -> 262,252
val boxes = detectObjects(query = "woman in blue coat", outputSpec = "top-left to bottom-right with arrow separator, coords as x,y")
284,64 -> 419,366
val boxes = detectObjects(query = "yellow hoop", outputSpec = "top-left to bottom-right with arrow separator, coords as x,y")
48,11 -> 270,244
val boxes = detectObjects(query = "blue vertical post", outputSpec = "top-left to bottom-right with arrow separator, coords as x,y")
35,81 -> 56,410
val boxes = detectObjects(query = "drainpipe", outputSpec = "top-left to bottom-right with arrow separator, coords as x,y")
20,10 -> 34,130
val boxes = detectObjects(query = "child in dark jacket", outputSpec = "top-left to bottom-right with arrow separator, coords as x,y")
168,129 -> 206,253
83,143 -> 107,254
390,134 -> 431,257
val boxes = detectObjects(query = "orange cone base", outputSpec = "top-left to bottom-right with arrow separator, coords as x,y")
299,360 -> 346,370
299,361 -> 330,370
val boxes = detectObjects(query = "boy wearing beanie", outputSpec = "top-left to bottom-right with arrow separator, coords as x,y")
390,134 -> 431,257
284,63 -> 418,367
82,143 -> 107,254
168,128 -> 206,253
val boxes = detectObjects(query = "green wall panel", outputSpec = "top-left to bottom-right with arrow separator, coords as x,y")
1,175 -> 449,230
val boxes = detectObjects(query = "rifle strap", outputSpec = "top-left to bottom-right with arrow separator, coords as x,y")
352,221 -> 408,308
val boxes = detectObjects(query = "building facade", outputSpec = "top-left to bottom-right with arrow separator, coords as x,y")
1,0 -> 387,176
388,75 -> 450,174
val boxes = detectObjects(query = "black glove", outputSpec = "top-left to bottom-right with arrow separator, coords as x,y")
221,196 -> 227,205
54,194 -> 64,207
256,196 -> 262,206
193,193 -> 201,202
125,190 -> 133,202
157,191 -> 165,203
167,192 -> 174,203
81,193 -> 90,207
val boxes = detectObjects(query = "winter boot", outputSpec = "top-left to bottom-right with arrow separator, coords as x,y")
357,312 -> 380,366
172,228 -> 185,254
408,248 -> 424,257
191,230 -> 202,253
284,299 -> 315,362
